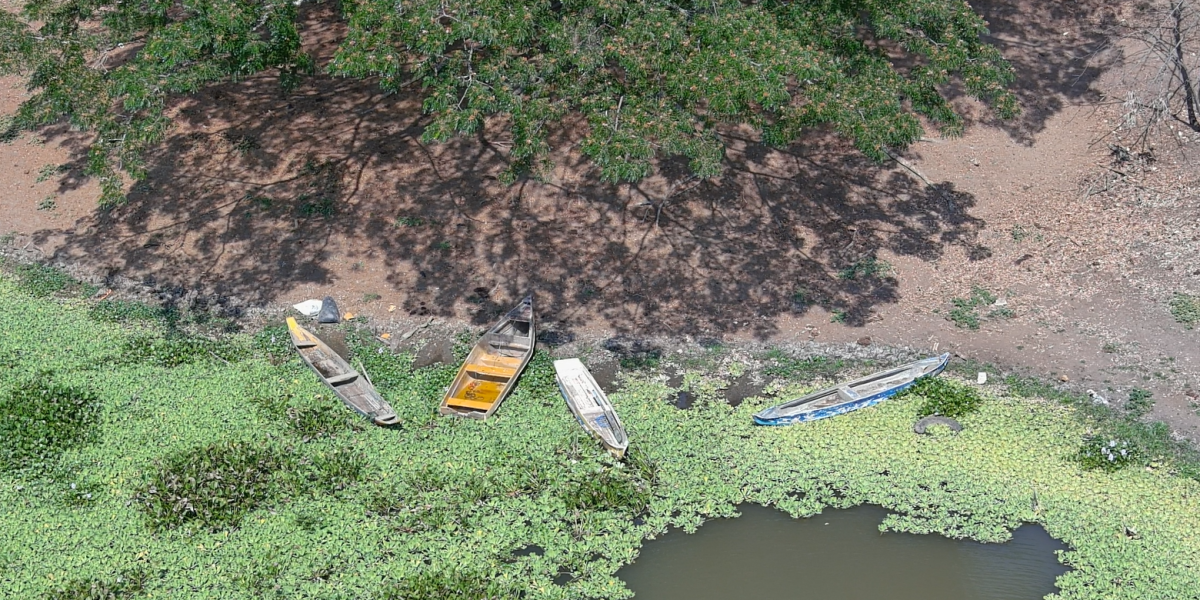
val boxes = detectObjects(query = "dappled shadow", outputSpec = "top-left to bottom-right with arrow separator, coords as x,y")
962,0 -> 1122,144
28,2 -> 996,339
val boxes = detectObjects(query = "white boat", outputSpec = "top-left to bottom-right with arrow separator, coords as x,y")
554,358 -> 629,458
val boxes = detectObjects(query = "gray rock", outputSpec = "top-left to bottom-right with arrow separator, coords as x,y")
317,296 -> 341,324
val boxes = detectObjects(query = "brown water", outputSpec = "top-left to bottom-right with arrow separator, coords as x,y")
619,504 -> 1068,600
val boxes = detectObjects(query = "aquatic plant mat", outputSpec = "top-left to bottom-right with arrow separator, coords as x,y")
1,277 -> 1199,599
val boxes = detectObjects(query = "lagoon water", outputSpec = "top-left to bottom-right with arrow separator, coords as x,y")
619,504 -> 1068,600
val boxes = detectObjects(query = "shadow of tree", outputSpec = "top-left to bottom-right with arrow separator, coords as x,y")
25,0 -> 1122,339
963,0 -> 1122,144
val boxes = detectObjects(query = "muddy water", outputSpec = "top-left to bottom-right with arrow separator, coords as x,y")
619,504 -> 1068,600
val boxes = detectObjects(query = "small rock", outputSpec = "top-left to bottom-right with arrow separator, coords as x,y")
316,296 -> 341,323
856,336 -> 872,346
1059,374 -> 1070,382
970,157 -> 980,166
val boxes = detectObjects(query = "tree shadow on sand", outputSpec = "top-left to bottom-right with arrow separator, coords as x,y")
963,0 -> 1122,144
24,0 -> 1123,339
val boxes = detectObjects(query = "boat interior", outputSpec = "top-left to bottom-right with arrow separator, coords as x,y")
780,365 -> 921,414
444,319 -> 532,412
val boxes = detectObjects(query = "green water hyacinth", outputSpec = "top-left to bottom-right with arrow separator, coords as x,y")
2,275 -> 1200,599
1076,435 -> 1139,473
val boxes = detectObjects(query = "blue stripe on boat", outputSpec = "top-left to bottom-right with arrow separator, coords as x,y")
752,354 -> 949,426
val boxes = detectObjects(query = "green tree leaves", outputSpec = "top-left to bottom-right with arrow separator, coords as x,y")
1,0 -> 1015,203
1,0 -> 312,205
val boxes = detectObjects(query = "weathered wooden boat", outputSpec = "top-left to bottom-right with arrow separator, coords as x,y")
753,353 -> 950,426
439,296 -> 535,419
286,317 -> 401,426
554,358 -> 629,458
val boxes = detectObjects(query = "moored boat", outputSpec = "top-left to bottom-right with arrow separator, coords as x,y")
439,296 -> 535,419
554,358 -> 629,458
753,353 -> 950,426
286,316 -> 401,427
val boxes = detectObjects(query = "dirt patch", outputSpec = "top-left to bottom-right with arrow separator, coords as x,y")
413,338 -> 455,369
1,1 -> 1198,438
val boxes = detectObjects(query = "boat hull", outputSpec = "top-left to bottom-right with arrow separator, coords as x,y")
554,358 -> 628,458
439,296 -> 535,420
753,354 -> 949,426
286,317 -> 400,427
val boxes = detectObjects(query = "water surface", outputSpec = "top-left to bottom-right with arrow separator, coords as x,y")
619,504 -> 1068,600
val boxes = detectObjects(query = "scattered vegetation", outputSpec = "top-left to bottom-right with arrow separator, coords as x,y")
829,309 -> 847,323
394,216 -> 425,228
45,568 -> 149,600
946,286 -> 1012,329
363,293 -> 382,303
1010,224 -> 1043,242
1125,388 -> 1155,420
37,196 -> 56,211
296,194 -> 336,218
35,163 -> 64,183
88,299 -> 168,324
1169,293 -> 1200,329
0,378 -> 101,472
12,262 -> 95,298
899,377 -> 984,419
791,287 -> 811,308
837,256 -> 892,281
379,570 -> 520,600
134,440 -> 286,531
603,337 -> 663,370
120,332 -> 247,368
1076,435 -> 1139,473
761,351 -> 846,382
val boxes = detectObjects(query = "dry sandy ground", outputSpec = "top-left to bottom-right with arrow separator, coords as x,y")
1,1 -> 1198,436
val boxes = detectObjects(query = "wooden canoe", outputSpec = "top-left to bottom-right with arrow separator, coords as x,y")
753,353 -> 950,426
286,317 -> 401,427
439,296 -> 535,419
554,358 -> 629,458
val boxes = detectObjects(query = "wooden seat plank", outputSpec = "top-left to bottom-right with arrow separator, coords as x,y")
468,364 -> 517,378
446,397 -> 495,411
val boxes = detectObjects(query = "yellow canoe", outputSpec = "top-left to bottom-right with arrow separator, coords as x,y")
439,296 -> 534,419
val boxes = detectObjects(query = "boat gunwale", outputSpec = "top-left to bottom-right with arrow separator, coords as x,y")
554,358 -> 628,457
753,354 -> 950,426
439,296 -> 535,420
286,317 -> 400,427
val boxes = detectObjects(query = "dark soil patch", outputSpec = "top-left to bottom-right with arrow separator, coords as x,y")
724,374 -> 764,407
413,338 -> 455,369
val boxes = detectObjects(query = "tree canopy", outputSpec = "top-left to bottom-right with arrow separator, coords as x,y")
0,0 -> 1017,205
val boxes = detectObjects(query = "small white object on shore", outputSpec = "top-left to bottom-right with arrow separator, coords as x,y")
292,299 -> 323,317
1087,389 -> 1109,405
977,372 -> 988,385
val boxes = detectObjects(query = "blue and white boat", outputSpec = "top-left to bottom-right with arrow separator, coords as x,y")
753,353 -> 950,426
